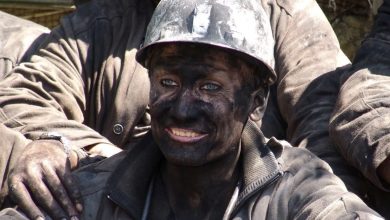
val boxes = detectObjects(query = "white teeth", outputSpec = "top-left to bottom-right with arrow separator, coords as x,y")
171,128 -> 201,138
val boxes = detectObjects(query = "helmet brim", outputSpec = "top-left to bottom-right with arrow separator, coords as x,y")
136,40 -> 277,85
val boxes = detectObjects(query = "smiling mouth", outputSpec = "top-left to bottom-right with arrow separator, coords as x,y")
166,127 -> 208,143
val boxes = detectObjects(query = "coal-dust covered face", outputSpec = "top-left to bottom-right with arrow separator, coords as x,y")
147,43 -> 266,166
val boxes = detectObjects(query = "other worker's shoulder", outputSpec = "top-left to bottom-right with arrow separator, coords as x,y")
62,0 -> 152,35
268,0 -> 321,16
266,137 -> 333,175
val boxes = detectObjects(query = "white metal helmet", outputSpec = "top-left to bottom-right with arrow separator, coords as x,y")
136,0 -> 276,84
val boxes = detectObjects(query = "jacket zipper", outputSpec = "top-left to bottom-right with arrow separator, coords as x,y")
228,171 -> 283,219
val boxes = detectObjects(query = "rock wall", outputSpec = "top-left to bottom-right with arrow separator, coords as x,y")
317,0 -> 382,59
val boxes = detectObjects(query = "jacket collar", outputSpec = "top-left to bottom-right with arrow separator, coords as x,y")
105,120 -> 283,219
105,132 -> 162,219
233,120 -> 283,214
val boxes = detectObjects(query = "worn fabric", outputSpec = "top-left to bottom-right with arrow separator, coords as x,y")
0,0 -> 154,149
0,11 -> 49,77
329,0 -> 390,217
258,0 -> 371,201
0,0 -> 370,211
5,120 -> 376,220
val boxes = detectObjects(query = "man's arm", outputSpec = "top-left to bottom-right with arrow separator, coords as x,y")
0,3 -> 148,219
0,2 -> 151,150
0,18 -> 112,149
282,149 -> 382,219
0,37 -> 102,220
0,11 -> 49,77
260,0 -> 368,195
330,0 -> 390,190
269,0 -> 349,157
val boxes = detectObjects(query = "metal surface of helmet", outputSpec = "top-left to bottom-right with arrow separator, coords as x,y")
136,0 -> 276,84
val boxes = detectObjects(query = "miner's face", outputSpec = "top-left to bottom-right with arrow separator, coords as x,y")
148,44 -> 266,166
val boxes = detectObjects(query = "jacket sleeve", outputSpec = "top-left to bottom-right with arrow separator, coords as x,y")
267,148 -> 383,219
260,0 -> 370,195
269,0 -> 349,153
0,14 -> 112,150
0,11 -> 49,77
0,1 -> 152,150
329,0 -> 390,190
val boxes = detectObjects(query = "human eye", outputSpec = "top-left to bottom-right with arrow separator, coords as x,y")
160,79 -> 179,88
200,82 -> 221,91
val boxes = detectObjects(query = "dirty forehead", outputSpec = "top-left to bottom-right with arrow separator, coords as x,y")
147,43 -> 254,74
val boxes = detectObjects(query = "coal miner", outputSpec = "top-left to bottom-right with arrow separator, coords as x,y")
0,0 -> 378,219
0,0 -> 381,219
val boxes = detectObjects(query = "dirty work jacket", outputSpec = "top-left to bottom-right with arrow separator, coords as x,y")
26,121 -> 378,220
329,0 -> 390,217
0,0 -> 155,149
258,0 -> 371,200
0,0 -> 366,207
0,11 -> 49,76
0,13 -> 47,200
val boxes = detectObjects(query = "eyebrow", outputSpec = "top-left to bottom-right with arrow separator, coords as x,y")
154,62 -> 230,75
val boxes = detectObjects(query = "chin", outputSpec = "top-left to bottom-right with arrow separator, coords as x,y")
162,151 -> 209,167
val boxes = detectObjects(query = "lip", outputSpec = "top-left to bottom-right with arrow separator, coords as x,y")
165,127 -> 208,143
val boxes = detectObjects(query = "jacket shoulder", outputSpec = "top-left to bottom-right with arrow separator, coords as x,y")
273,0 -> 320,16
61,0 -> 151,35
267,137 -> 333,175
259,138 -> 382,219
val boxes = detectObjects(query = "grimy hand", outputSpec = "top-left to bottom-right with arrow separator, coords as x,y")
8,140 -> 82,220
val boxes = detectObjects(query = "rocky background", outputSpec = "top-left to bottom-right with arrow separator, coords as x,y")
318,0 -> 382,59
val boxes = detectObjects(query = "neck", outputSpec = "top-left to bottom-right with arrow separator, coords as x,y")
161,146 -> 241,220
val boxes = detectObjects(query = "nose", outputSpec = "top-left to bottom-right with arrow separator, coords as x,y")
170,89 -> 200,122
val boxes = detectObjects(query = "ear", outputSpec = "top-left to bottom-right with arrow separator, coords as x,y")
249,87 -> 268,122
